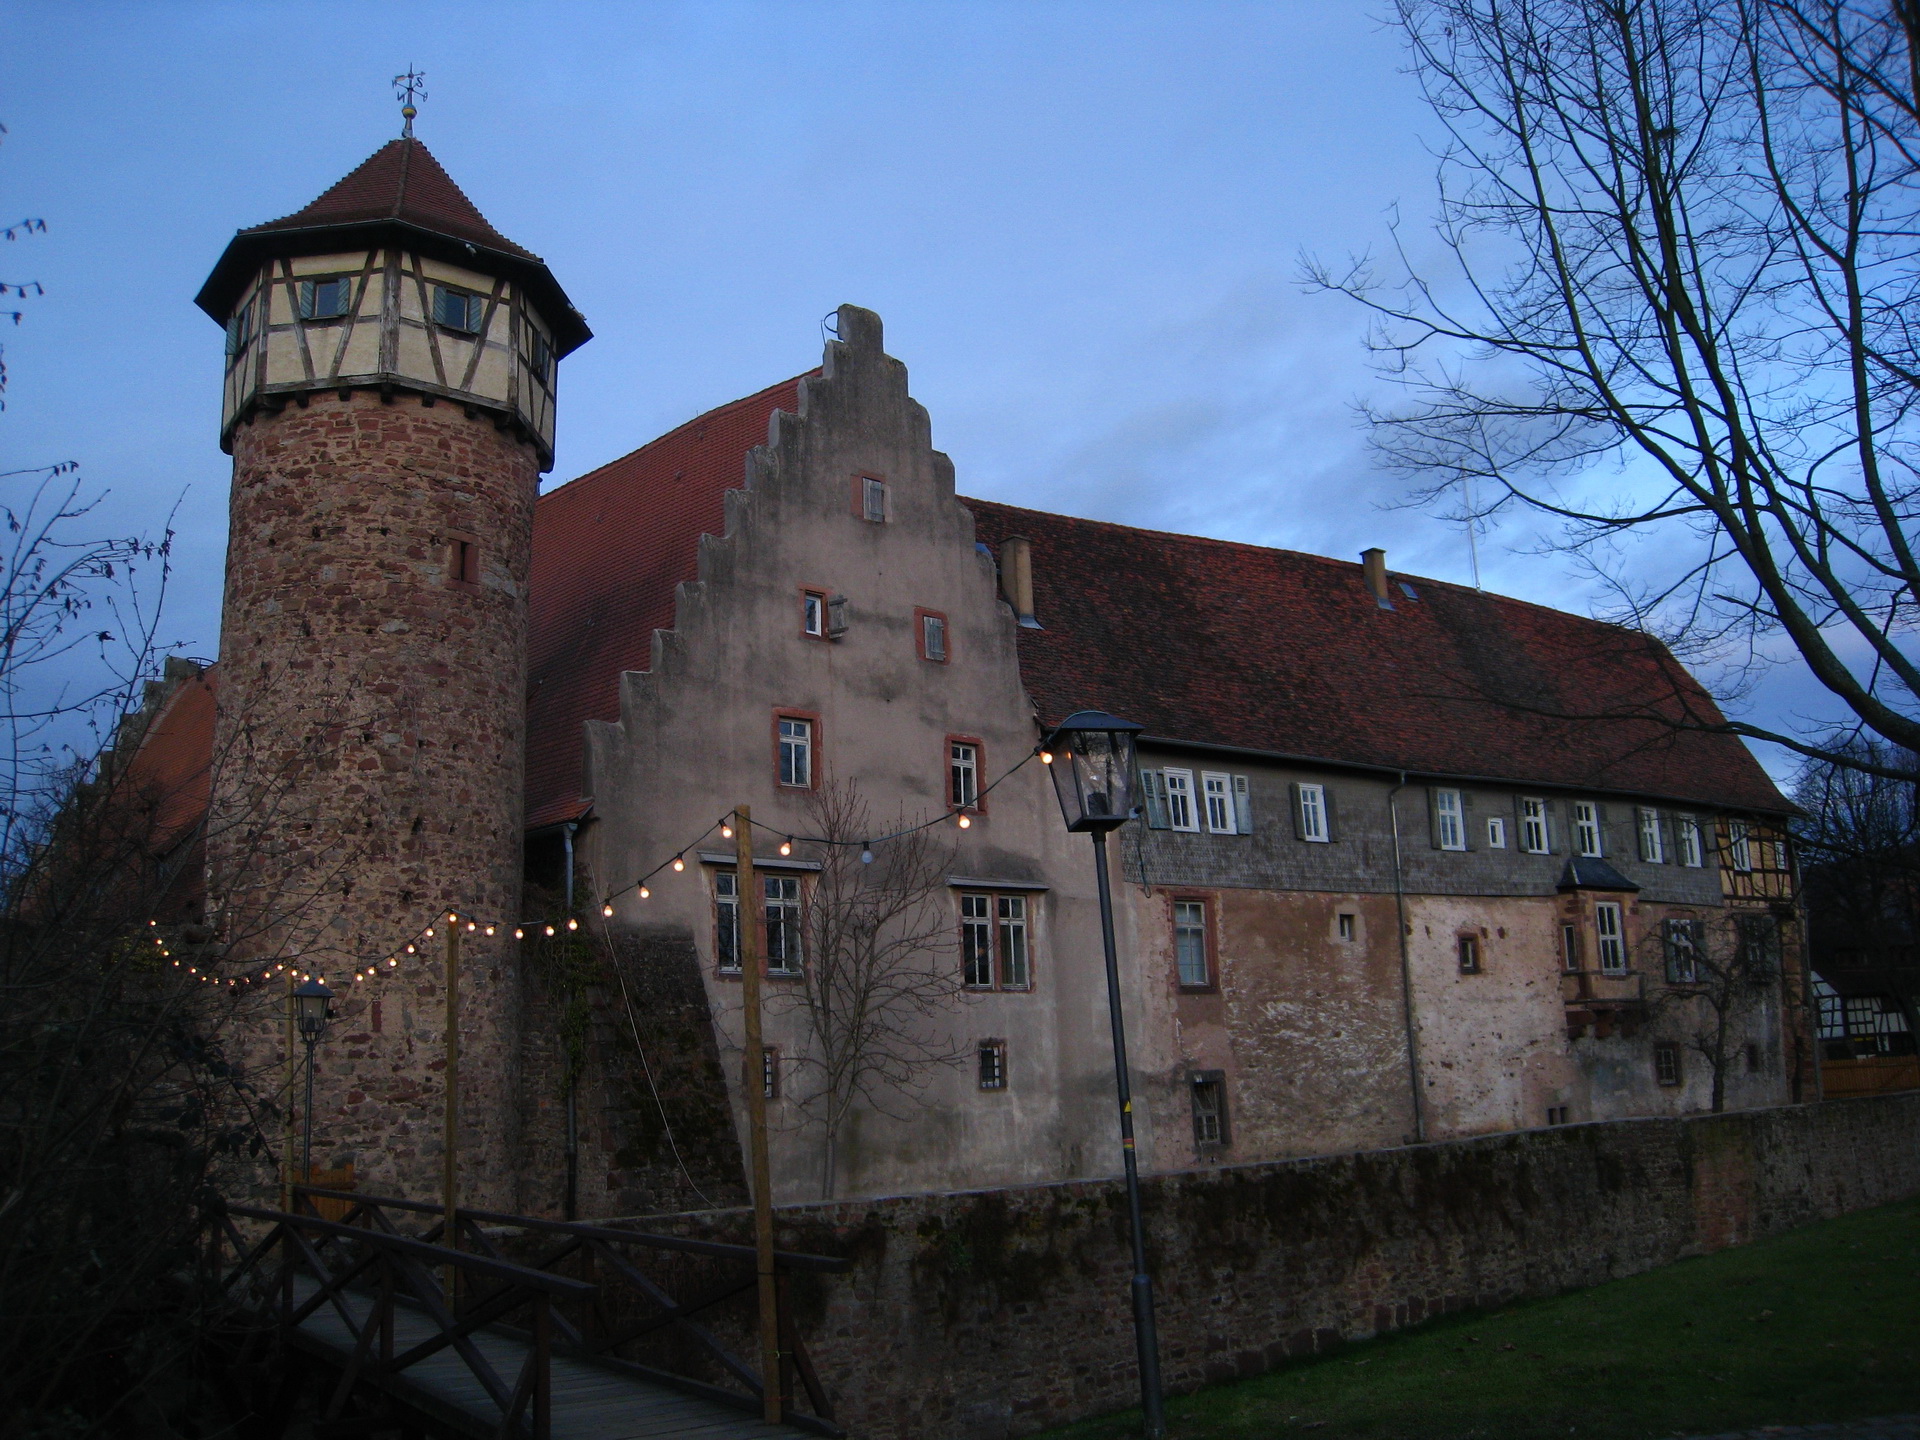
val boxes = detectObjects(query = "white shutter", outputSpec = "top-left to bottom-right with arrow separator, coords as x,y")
1141,770 -> 1171,830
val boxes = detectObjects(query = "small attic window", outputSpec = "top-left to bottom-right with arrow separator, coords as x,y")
1399,582 -> 1420,601
432,285 -> 484,334
860,476 -> 888,523
298,277 -> 353,322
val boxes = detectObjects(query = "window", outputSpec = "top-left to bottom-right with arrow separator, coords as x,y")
777,716 -> 813,788
1203,773 -> 1237,834
1162,769 -> 1198,832
527,327 -> 554,385
997,895 -> 1030,989
978,1040 -> 1007,1090
224,300 -> 254,360
1174,899 -> 1211,988
1663,918 -> 1703,983
1434,788 -> 1466,850
959,892 -> 1034,991
1232,774 -> 1253,833
961,894 -> 993,988
1337,912 -> 1357,942
918,609 -> 948,663
764,875 -> 803,974
1654,1041 -> 1682,1087
431,284 -> 483,333
1190,1072 -> 1229,1147
717,870 -> 805,976
762,1047 -> 781,1100
1522,797 -> 1551,854
1457,934 -> 1482,974
1818,979 -> 1917,1058
802,591 -> 826,638
1294,782 -> 1330,843
1595,902 -> 1626,974
1574,801 -> 1603,858
1486,816 -> 1507,849
1546,1105 -> 1570,1126
1744,1043 -> 1762,1074
716,871 -> 741,973
298,276 -> 353,321
860,476 -> 888,522
1727,819 -> 1753,872
1736,913 -> 1781,974
1677,814 -> 1704,868
1638,808 -> 1665,864
950,741 -> 979,810
448,537 -> 479,587
1560,923 -> 1580,972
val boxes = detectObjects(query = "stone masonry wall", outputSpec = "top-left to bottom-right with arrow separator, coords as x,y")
644,1093 -> 1920,1440
211,390 -> 538,1208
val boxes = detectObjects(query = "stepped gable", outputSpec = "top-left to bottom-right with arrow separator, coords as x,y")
964,500 -> 1789,814
524,375 -> 809,830
240,137 -> 538,261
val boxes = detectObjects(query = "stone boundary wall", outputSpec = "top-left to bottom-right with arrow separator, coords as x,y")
630,1094 -> 1920,1440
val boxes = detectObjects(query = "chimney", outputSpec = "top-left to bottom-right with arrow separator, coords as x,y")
999,536 -> 1040,629
1361,547 -> 1393,608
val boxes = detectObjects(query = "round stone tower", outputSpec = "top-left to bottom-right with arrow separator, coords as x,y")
195,133 -> 589,1205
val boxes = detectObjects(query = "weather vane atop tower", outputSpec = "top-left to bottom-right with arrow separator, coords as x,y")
393,67 -> 427,138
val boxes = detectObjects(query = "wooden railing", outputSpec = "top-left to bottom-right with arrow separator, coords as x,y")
201,1186 -> 850,1438
203,1198 -> 592,1439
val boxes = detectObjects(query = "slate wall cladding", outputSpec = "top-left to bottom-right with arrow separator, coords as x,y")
210,390 -> 538,1206
642,1094 -> 1920,1440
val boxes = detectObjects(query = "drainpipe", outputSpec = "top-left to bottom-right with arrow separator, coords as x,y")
562,821 -> 579,1221
1387,774 -> 1427,1143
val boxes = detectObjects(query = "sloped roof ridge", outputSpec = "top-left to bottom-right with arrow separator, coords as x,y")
540,372 -> 818,504
962,497 -> 1638,640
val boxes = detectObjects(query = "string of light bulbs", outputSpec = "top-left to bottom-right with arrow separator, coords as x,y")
155,739 -> 1059,996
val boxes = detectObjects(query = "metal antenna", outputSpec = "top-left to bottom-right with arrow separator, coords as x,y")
394,66 -> 427,138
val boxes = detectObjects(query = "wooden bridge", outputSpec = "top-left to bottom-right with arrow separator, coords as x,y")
201,1186 -> 849,1439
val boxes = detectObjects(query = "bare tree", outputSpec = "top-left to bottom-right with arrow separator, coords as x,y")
1310,0 -> 1920,775
776,778 -> 964,1200
1647,906 -> 1785,1109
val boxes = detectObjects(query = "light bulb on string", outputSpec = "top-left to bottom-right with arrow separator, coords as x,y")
467,921 -> 476,932
405,944 -> 416,955
567,917 -> 579,932
672,855 -> 685,872
957,814 -> 971,829
639,885 -> 650,899
861,841 -> 874,864
602,903 -> 614,918
484,926 -> 495,937
544,925 -> 556,938
779,838 -> 792,857
513,927 -> 524,940
447,912 -> 458,924
720,822 -> 733,839
425,927 -> 434,938
388,957 -> 398,967
1039,749 -> 1053,765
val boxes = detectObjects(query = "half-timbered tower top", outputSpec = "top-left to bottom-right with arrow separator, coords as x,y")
194,137 -> 590,469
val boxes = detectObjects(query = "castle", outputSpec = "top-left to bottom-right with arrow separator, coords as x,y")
129,132 -> 1807,1217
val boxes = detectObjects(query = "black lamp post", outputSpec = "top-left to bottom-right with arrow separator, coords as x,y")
292,977 -> 334,1194
1044,710 -> 1165,1439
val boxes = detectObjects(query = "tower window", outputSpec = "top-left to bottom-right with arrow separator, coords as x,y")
1338,912 -> 1357,942
1457,934 -> 1482,974
298,277 -> 353,322
432,285 -> 484,334
447,537 -> 480,587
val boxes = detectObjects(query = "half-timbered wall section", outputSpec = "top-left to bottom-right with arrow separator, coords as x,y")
219,249 -> 559,456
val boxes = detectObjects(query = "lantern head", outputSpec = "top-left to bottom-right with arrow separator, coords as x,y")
1043,710 -> 1144,833
293,977 -> 335,1041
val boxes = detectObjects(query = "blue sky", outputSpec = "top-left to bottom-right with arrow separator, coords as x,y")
0,1 -> 1837,783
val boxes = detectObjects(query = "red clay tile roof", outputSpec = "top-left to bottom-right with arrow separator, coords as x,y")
524,376 -> 809,829
119,664 -> 218,854
242,138 -> 538,262
963,502 -> 1788,813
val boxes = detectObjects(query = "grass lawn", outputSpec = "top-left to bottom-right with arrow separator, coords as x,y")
1040,1197 -> 1920,1440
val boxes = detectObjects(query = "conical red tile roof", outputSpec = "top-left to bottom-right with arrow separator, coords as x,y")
242,138 -> 539,262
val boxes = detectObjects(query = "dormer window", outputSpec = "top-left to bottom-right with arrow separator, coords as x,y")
432,285 -> 484,334
298,277 -> 353,322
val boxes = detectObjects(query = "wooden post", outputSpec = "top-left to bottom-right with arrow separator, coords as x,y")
735,807 -> 782,1423
283,973 -> 297,1211
443,918 -> 460,1306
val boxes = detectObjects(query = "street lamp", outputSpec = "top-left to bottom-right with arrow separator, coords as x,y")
1043,710 -> 1165,1439
292,977 -> 334,1199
